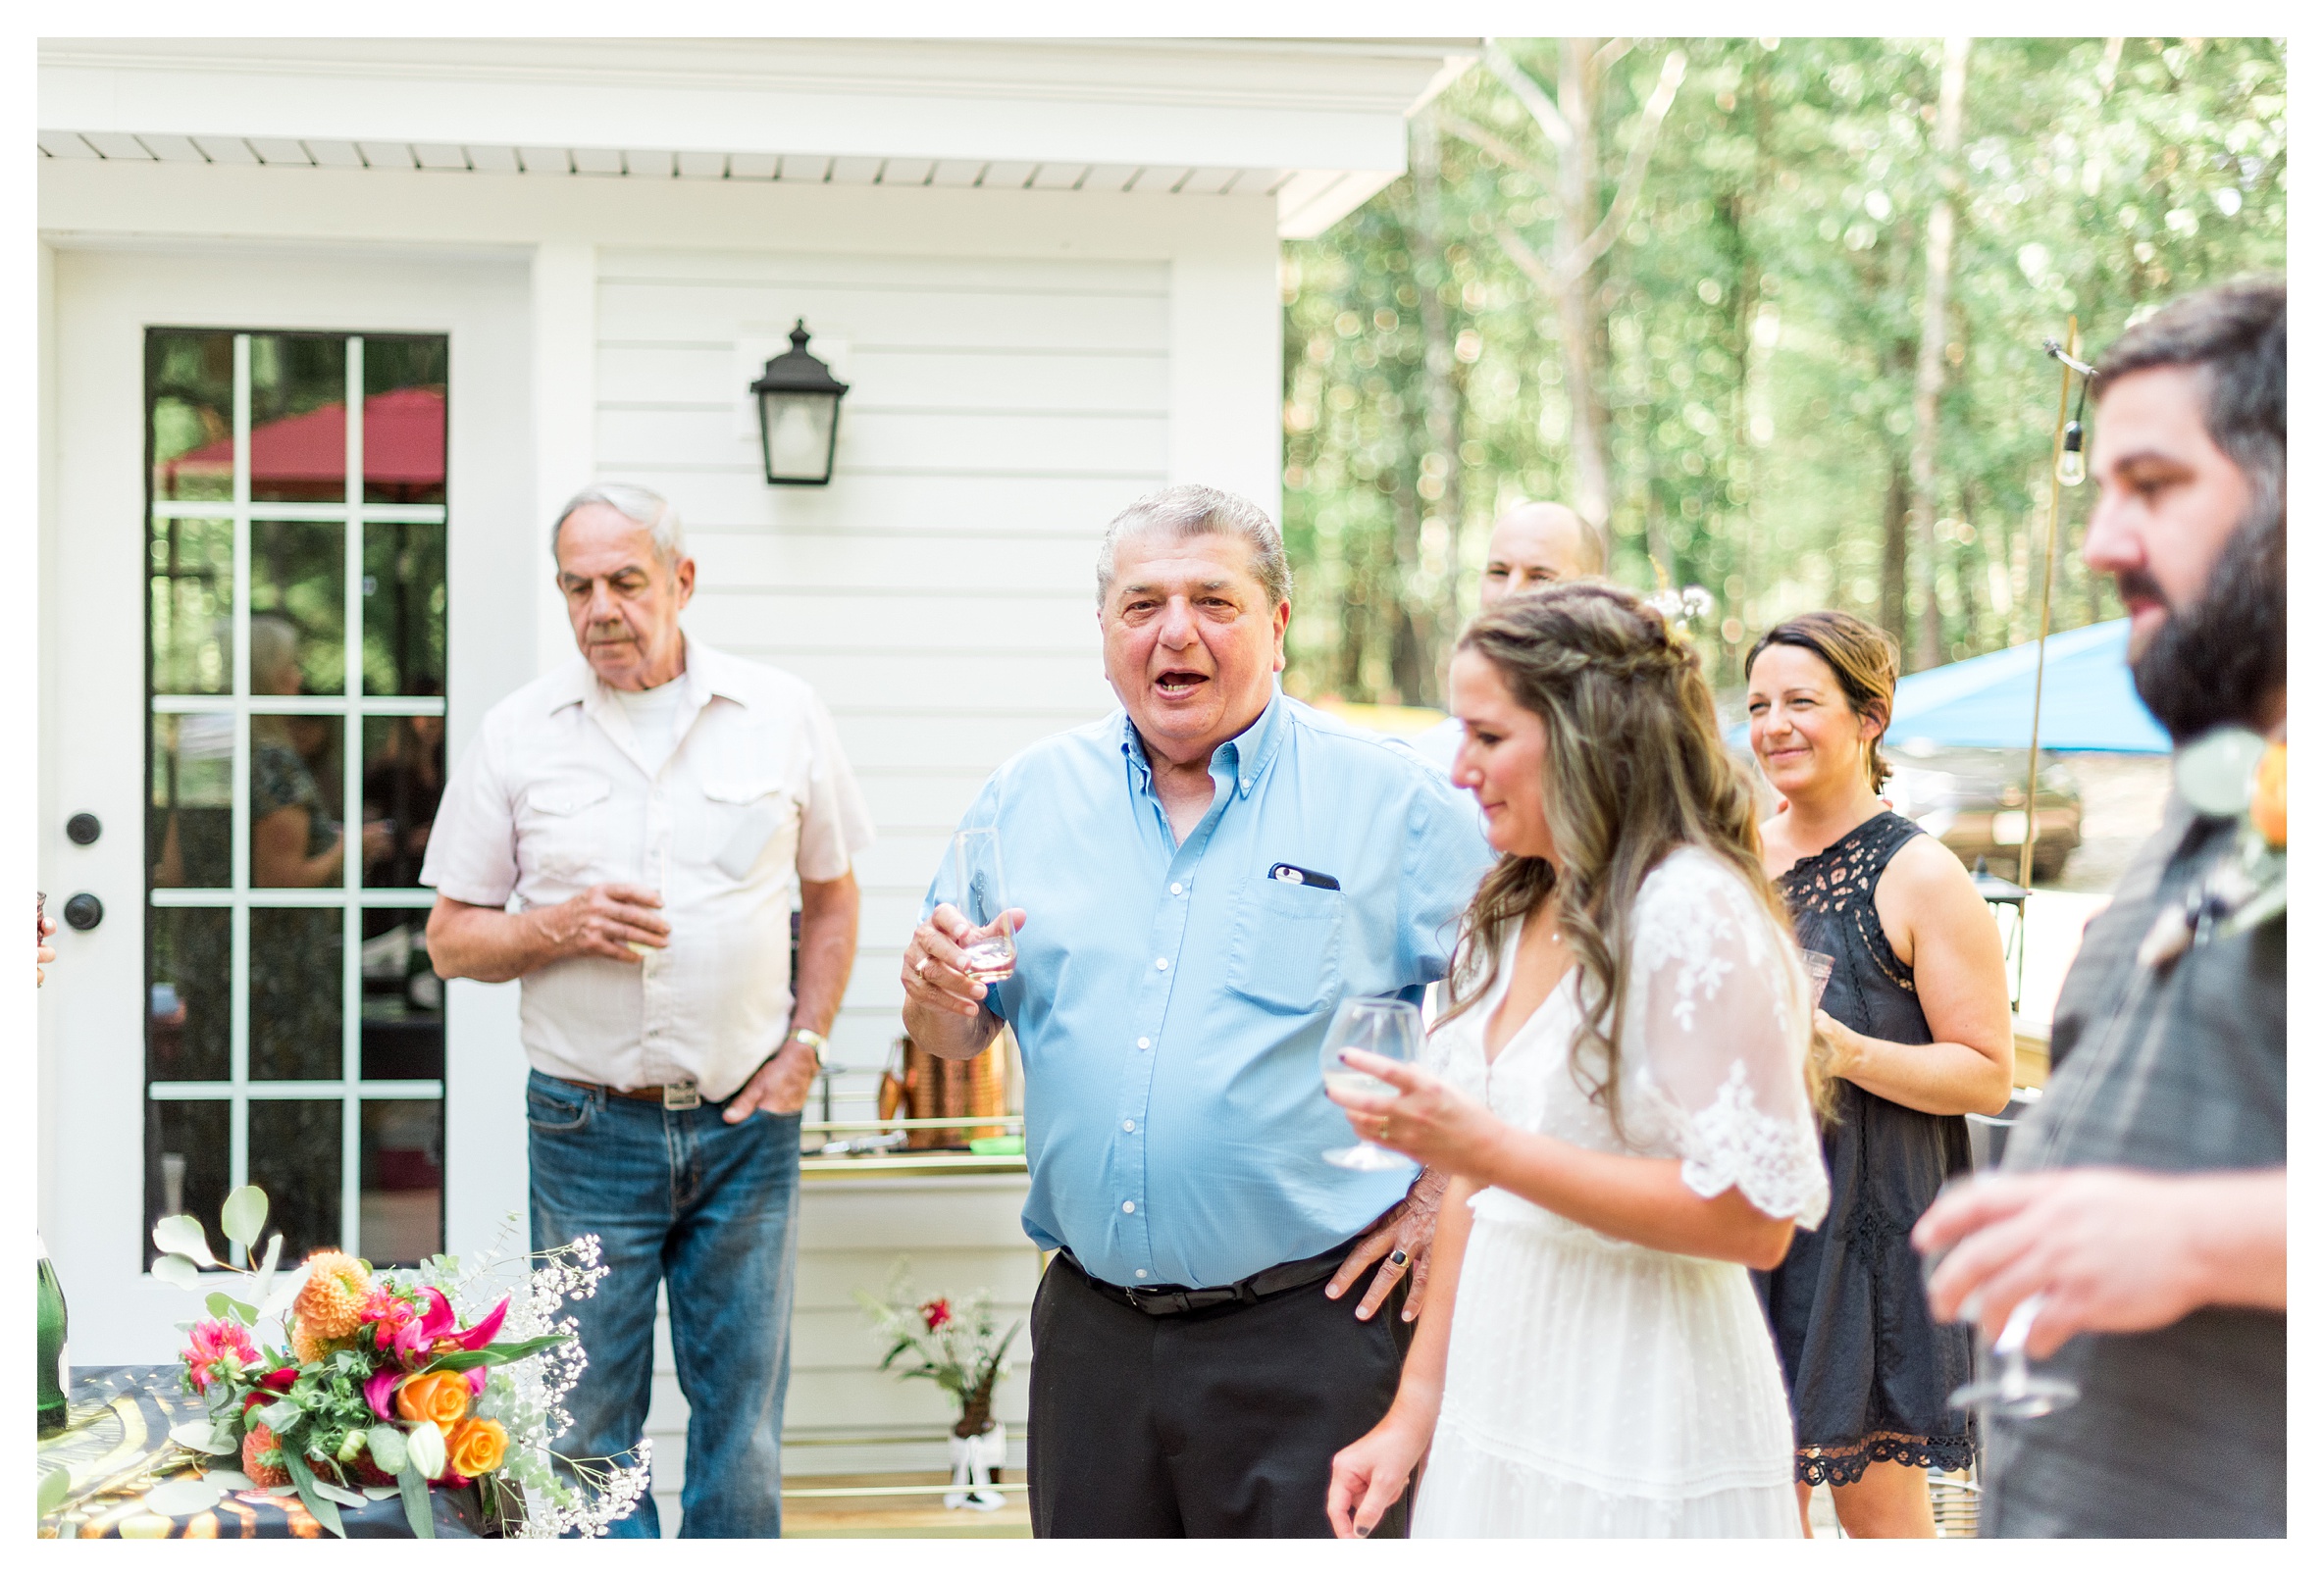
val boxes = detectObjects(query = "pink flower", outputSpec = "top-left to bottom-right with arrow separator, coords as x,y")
182,1319 -> 260,1394
384,1287 -> 456,1365
451,1296 -> 509,1351
362,1368 -> 404,1420
920,1297 -> 953,1333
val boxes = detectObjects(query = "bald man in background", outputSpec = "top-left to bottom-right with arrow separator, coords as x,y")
1408,501 -> 1606,772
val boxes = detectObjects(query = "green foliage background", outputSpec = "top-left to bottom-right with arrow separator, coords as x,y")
1280,37 -> 2287,707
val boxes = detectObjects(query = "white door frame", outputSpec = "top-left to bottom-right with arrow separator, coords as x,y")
39,242 -> 540,1360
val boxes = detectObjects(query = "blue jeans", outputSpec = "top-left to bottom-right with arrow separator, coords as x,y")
527,1071 -> 800,1538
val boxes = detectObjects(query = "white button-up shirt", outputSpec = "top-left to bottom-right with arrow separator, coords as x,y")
421,639 -> 875,1100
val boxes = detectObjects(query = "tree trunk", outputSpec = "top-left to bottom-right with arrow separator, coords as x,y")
1880,454 -> 1912,641
1409,108 -> 1468,680
1555,38 -> 1613,532
1905,36 -> 1973,672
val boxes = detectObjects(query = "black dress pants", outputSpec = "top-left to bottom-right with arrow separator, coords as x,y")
1027,1248 -> 1411,1538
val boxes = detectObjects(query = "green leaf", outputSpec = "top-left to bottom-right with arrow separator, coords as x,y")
397,1457 -> 438,1539
250,1234 -> 284,1306
258,1256 -> 310,1323
222,1185 -> 270,1251
422,1333 -> 571,1373
169,1419 -> 238,1456
143,1477 -> 228,1517
280,1447 -> 346,1539
153,1253 -> 205,1291
366,1425 -> 409,1476
153,1216 -> 217,1266
37,1464 -> 73,1518
205,1291 -> 236,1319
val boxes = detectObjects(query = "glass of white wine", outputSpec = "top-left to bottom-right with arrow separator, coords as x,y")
1318,995 -> 1422,1170
951,828 -> 1016,984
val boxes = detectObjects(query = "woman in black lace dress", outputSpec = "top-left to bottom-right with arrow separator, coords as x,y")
1744,613 -> 2015,1537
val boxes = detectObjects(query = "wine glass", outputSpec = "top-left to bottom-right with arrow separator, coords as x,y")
951,828 -> 1015,984
1318,996 -> 1422,1170
1800,949 -> 1836,1009
1948,1293 -> 2081,1420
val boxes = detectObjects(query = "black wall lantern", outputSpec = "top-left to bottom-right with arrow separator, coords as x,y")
749,319 -> 851,485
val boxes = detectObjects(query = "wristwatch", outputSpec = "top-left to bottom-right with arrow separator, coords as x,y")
785,1027 -> 829,1067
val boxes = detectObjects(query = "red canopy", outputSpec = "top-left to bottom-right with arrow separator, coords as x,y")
166,387 -> 444,495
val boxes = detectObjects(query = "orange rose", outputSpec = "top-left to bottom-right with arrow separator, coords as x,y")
445,1417 -> 508,1478
394,1371 -> 472,1430
2252,742 -> 2287,847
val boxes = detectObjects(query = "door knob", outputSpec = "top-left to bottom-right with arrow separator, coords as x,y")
66,813 -> 102,846
62,893 -> 104,932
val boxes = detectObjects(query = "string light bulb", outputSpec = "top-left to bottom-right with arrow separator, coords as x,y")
2055,420 -> 2087,486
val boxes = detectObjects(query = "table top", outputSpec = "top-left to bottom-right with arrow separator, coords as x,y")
39,1365 -> 491,1540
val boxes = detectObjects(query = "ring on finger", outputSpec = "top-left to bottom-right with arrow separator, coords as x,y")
1387,1248 -> 1409,1269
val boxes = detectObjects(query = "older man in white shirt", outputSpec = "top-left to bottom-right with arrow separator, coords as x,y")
422,483 -> 874,1539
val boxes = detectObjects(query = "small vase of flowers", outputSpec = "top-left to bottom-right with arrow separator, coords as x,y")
854,1262 -> 1021,1510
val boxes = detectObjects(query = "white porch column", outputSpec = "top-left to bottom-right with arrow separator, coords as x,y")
1166,196 -> 1284,521
532,241 -> 596,679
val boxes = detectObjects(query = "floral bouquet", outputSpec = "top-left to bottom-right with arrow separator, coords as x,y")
855,1262 -> 1021,1510
152,1186 -> 649,1538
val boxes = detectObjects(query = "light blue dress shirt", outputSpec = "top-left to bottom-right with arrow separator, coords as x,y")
922,687 -> 1495,1290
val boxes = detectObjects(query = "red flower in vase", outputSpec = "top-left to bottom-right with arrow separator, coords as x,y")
919,1297 -> 953,1333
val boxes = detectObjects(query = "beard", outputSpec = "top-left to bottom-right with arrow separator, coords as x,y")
2126,500 -> 2287,742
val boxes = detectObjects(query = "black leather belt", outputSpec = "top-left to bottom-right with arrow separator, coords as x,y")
1061,1236 -> 1356,1317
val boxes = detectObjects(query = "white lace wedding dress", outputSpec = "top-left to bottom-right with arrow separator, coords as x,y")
1412,847 -> 1831,1538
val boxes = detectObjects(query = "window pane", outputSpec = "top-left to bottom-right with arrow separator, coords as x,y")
361,912 -> 444,1080
248,1099 -> 343,1259
360,1100 -> 443,1266
362,337 -> 447,506
249,713 -> 346,889
247,335 -> 351,505
249,908 -> 343,1082
148,906 -> 230,1083
251,525 -> 345,695
150,712 -> 233,891
146,1099 -> 231,1270
148,516 -> 234,695
362,524 -> 447,697
147,330 -> 236,503
360,717 -> 443,888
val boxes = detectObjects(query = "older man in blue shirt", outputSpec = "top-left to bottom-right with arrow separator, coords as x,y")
904,484 -> 1492,1537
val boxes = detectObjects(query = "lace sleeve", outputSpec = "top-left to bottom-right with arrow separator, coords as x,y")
1626,849 -> 1830,1228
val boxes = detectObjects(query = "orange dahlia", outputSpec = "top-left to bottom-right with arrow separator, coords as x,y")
293,1252 -> 373,1343
241,1422 -> 292,1489
291,1321 -> 346,1366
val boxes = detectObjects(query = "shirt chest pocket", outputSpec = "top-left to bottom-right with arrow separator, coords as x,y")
1223,875 -> 1345,1015
699,779 -> 800,883
518,776 -> 613,879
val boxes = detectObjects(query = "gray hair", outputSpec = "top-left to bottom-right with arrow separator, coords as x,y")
1095,484 -> 1292,609
550,483 -> 687,570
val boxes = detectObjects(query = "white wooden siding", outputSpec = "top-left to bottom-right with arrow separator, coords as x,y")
594,247 -> 1155,1523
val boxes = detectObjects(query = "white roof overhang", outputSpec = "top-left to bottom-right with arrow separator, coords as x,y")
38,37 -> 1477,238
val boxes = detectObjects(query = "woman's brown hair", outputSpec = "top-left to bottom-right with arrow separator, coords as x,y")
1441,582 -> 1830,1135
1744,612 -> 1900,793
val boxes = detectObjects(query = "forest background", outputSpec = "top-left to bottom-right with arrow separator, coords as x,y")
1278,36 -> 2288,708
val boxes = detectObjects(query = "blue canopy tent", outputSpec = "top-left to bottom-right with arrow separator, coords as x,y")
1886,618 -> 2168,754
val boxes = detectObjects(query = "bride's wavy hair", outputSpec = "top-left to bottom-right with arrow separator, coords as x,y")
1438,582 -> 1827,1135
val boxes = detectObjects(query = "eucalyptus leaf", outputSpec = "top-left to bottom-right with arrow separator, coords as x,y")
259,1258 -> 311,1323
396,1458 -> 438,1540
250,1234 -> 284,1306
152,1253 -> 205,1291
152,1216 -> 217,1266
255,1397 -> 304,1435
201,1469 -> 256,1492
169,1420 -> 237,1456
141,1478 -> 227,1517
37,1464 -> 73,1518
281,1449 -> 346,1539
366,1426 -> 409,1475
311,1480 -> 367,1508
221,1185 -> 270,1251
204,1291 -> 234,1319
363,1487 -> 400,1501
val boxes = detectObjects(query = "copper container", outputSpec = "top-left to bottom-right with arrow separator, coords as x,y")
884,1033 -> 1009,1148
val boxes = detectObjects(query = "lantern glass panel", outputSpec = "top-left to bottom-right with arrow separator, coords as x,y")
761,389 -> 838,483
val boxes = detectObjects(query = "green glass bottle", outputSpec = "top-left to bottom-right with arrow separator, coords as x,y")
37,1234 -> 69,1432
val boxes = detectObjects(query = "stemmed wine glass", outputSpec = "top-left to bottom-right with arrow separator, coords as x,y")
1948,1293 -> 2081,1420
1318,996 -> 1422,1170
950,828 -> 1016,983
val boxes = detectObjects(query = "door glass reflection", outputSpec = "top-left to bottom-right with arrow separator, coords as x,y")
249,707 -> 348,890
148,516 -> 234,695
147,330 -> 236,503
150,711 -> 233,891
362,912 -> 443,1080
360,1100 -> 444,1266
246,335 -> 351,505
362,337 -> 448,507
361,716 -> 443,888
148,906 -> 231,1083
247,1100 -> 342,1260
249,908 -> 343,1082
146,1100 -> 231,1269
251,524 -> 345,694
363,523 -> 447,698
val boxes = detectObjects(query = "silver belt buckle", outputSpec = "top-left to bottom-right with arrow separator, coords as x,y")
662,1079 -> 700,1111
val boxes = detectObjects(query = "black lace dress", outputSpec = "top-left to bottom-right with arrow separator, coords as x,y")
1752,811 -> 1977,1485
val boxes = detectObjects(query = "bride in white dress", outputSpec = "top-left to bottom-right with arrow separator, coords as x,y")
1326,584 -> 1831,1538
